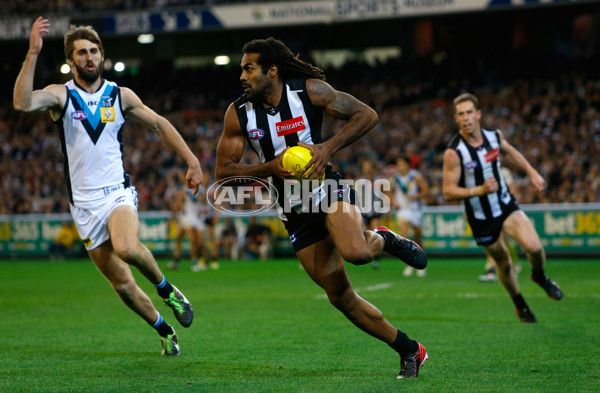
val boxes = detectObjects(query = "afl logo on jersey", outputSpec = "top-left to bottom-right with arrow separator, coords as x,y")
72,111 -> 87,120
465,160 -> 478,169
248,129 -> 264,140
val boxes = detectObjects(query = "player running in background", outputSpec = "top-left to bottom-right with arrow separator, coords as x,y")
443,92 -> 563,323
390,155 -> 430,277
13,17 -> 201,355
167,181 -> 210,271
216,37 -> 428,378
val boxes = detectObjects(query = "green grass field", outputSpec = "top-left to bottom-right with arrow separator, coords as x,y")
1,257 -> 599,392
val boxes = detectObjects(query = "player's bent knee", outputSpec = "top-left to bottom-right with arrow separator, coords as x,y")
527,246 -> 544,256
327,291 -> 360,317
114,244 -> 143,265
112,279 -> 137,299
340,246 -> 373,266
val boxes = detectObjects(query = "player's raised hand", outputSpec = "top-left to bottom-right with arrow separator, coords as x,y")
29,17 -> 50,55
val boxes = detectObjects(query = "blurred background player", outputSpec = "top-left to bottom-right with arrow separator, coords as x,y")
390,156 -> 430,277
218,217 -> 240,260
48,220 -> 81,260
243,216 -> 273,261
167,177 -> 218,271
443,92 -> 562,323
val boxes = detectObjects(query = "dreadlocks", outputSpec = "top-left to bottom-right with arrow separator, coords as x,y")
242,37 -> 326,81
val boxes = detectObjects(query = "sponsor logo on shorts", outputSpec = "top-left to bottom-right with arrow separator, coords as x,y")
290,233 -> 297,243
83,238 -> 93,247
476,235 -> 494,243
115,196 -> 126,204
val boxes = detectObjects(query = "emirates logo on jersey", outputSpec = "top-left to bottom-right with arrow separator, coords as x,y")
276,116 -> 305,137
485,148 -> 500,163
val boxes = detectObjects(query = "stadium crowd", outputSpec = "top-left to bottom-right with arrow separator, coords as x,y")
1,60 -> 598,215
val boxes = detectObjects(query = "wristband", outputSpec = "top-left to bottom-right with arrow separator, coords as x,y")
470,188 -> 475,197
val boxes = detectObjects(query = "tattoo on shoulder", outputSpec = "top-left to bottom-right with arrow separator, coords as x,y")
309,81 -> 331,106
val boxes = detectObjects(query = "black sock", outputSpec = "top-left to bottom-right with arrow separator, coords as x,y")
531,269 -> 545,283
388,329 -> 418,358
151,313 -> 174,337
154,277 -> 174,299
156,321 -> 174,337
512,293 -> 528,310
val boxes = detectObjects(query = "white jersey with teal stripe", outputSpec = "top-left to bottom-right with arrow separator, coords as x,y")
57,79 -> 127,206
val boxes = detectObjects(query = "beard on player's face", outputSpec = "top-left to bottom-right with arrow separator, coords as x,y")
74,61 -> 103,84
244,73 -> 272,103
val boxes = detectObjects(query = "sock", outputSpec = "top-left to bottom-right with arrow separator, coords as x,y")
151,313 -> 174,337
512,293 -> 528,310
388,329 -> 418,358
153,276 -> 174,298
531,269 -> 545,283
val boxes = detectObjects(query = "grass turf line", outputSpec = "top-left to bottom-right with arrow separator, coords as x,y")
0,258 -> 599,392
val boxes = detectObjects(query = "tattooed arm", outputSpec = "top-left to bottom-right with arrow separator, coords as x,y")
299,78 -> 378,180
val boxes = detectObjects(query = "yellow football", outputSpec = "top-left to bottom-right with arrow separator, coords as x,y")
281,146 -> 315,180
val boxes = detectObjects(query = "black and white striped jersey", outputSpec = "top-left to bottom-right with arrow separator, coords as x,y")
233,78 -> 324,219
447,128 -> 515,223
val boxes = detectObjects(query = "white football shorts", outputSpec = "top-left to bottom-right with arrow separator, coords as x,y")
180,213 -> 206,231
396,208 -> 423,227
70,186 -> 138,250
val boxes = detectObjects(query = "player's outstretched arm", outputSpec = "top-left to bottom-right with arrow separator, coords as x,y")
498,130 -> 546,191
121,87 -> 203,193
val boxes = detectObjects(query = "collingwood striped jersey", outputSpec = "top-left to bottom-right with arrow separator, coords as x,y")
234,79 -> 324,219
56,79 -> 128,206
447,128 -> 514,222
